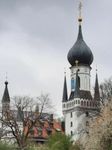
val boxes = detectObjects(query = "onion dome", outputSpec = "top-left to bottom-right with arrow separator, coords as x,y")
67,25 -> 93,66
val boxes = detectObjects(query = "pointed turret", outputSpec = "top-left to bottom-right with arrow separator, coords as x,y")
62,73 -> 68,102
74,69 -> 80,97
94,72 -> 100,101
2,81 -> 10,115
2,81 -> 10,103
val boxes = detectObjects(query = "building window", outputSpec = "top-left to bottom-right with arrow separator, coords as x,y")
71,122 -> 73,127
84,101 -> 86,106
38,127 -> 42,136
71,112 -> 73,118
81,101 -> 83,106
71,78 -> 75,90
47,128 -> 52,135
71,131 -> 73,136
87,101 -> 89,106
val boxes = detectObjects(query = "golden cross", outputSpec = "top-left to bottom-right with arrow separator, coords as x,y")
64,67 -> 66,76
78,0 -> 83,23
6,72 -> 8,81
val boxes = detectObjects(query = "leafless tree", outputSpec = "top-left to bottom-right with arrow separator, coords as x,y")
0,94 -> 53,150
100,76 -> 112,102
80,98 -> 112,150
37,93 -> 53,115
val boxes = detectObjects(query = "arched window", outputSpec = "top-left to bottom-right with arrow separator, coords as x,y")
71,78 -> 75,90
87,101 -> 89,106
81,101 -> 83,106
84,101 -> 86,106
71,112 -> 73,118
71,122 -> 73,127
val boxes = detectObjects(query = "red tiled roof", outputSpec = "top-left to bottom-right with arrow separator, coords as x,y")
28,120 -> 63,139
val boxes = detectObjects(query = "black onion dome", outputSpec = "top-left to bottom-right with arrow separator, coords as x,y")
67,25 -> 93,66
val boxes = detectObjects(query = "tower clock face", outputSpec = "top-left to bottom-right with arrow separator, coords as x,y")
71,78 -> 76,90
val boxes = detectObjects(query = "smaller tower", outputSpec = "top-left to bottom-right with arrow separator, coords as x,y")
62,71 -> 68,103
94,70 -> 100,108
2,81 -> 10,115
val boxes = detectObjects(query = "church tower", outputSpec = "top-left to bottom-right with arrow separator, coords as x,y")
62,1 -> 100,140
2,81 -> 10,116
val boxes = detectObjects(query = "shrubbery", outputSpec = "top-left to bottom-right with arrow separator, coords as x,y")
47,132 -> 80,150
0,133 -> 81,150
0,142 -> 14,150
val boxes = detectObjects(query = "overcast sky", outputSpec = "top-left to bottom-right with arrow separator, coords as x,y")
0,0 -> 112,116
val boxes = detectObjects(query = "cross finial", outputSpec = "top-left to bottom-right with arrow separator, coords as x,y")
78,0 -> 83,24
6,72 -> 8,81
96,65 -> 98,73
64,67 -> 66,76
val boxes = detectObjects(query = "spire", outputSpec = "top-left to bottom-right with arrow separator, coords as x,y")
94,70 -> 100,101
74,68 -> 80,97
77,0 -> 83,41
74,60 -> 80,97
77,24 -> 83,41
2,81 -> 10,103
62,71 -> 68,102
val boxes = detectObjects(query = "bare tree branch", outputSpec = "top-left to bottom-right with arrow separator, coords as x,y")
0,94 -> 54,149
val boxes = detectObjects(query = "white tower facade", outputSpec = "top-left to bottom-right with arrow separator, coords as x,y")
70,65 -> 91,91
62,4 -> 100,140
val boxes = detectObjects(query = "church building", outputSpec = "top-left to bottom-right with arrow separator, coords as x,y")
62,1 -> 100,140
